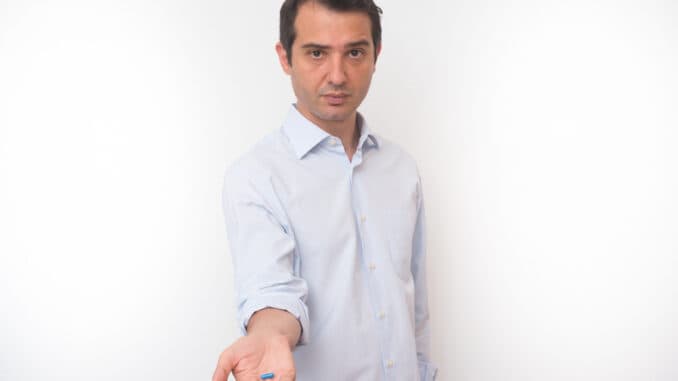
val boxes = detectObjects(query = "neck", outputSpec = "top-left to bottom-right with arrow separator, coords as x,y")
296,105 -> 360,160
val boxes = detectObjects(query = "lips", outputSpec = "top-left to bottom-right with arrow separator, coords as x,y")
323,93 -> 349,106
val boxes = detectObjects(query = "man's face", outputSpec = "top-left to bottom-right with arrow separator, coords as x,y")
276,2 -> 380,128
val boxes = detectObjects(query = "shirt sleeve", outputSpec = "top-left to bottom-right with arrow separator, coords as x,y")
222,165 -> 310,345
412,176 -> 439,380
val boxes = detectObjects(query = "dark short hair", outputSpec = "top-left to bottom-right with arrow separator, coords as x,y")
280,0 -> 383,65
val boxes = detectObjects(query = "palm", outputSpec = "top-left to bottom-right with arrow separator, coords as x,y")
214,334 -> 295,381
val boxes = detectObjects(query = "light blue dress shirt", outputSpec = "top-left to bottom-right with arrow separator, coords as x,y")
222,105 -> 438,380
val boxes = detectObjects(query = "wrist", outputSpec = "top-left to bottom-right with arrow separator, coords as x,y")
246,308 -> 301,350
248,331 -> 295,350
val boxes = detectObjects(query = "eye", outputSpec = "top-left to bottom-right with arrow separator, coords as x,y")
349,49 -> 364,58
310,49 -> 323,58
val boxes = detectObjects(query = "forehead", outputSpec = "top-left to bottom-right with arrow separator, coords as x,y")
294,2 -> 373,47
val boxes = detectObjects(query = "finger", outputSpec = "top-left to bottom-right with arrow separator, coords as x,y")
211,367 -> 226,381
212,347 -> 237,381
276,369 -> 296,381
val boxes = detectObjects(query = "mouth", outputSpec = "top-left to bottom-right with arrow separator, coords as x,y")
322,93 -> 349,106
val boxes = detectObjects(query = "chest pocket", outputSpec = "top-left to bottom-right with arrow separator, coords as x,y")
383,208 -> 417,282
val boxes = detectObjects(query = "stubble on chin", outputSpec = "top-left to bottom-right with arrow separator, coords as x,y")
312,108 -> 351,123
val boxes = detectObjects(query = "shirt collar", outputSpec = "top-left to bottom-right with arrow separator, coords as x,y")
282,104 -> 379,160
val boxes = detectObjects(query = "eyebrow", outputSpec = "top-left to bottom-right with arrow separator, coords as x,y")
300,39 -> 371,50
346,40 -> 371,48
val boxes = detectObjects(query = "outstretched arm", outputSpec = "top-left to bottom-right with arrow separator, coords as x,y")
215,166 -> 309,381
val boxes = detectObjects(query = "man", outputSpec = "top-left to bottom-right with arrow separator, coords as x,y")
213,1 -> 437,380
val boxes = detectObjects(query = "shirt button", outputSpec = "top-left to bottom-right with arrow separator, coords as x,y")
329,138 -> 338,146
378,311 -> 386,319
369,263 -> 376,271
360,215 -> 366,223
386,360 -> 394,368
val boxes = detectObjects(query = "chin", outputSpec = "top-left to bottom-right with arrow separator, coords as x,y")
318,107 -> 353,121
321,113 -> 350,122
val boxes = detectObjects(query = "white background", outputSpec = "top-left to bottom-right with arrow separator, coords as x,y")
1,0 -> 677,380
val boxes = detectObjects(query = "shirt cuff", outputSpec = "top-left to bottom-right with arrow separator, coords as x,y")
238,294 -> 310,346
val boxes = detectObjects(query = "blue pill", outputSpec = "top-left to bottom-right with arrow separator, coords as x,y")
260,372 -> 274,380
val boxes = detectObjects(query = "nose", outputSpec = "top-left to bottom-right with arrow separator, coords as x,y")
327,54 -> 347,86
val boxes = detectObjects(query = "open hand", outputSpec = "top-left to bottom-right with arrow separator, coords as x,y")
212,333 -> 296,381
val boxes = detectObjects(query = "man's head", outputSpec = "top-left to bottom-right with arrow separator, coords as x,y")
279,0 -> 382,66
275,0 -> 383,129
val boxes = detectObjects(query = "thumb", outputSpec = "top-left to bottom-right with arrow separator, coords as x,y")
212,347 -> 237,381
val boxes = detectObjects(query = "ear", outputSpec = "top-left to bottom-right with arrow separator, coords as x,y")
275,42 -> 292,75
374,43 -> 382,70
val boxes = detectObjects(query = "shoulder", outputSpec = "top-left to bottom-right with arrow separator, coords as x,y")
223,130 -> 291,188
371,133 -> 422,179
